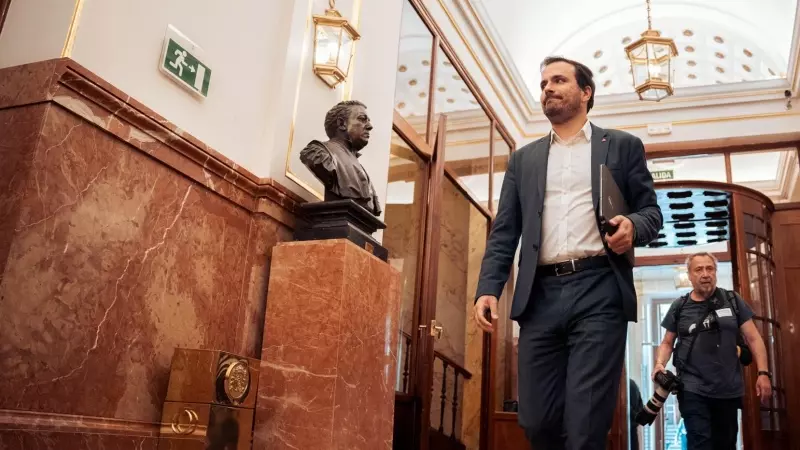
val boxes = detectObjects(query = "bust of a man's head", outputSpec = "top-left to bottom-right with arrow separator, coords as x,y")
323,100 -> 373,152
299,100 -> 381,216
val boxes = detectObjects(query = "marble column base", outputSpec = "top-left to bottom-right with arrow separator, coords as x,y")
253,239 -> 401,450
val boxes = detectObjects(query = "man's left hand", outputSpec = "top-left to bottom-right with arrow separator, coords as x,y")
756,375 -> 772,405
605,215 -> 634,255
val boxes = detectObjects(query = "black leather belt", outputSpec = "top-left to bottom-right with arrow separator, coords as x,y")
538,255 -> 610,277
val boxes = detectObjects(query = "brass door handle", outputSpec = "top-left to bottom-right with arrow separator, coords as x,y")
430,320 -> 443,339
419,320 -> 443,339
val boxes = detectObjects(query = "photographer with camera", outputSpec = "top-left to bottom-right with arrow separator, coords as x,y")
652,252 -> 772,449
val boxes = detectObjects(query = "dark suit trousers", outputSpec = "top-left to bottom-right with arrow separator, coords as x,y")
517,267 -> 627,450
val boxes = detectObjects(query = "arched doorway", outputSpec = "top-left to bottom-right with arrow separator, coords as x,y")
629,181 -> 786,450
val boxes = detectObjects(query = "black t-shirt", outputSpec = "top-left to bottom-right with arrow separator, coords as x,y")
661,288 -> 754,399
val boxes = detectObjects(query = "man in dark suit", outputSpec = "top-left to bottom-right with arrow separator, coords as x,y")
473,57 -> 663,450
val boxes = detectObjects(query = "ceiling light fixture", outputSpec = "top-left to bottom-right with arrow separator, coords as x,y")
625,0 -> 678,101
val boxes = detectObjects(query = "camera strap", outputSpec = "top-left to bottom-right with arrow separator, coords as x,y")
715,288 -> 753,366
674,288 -> 748,380
674,294 -> 715,381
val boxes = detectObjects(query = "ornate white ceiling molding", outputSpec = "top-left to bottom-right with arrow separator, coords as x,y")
424,0 -> 800,141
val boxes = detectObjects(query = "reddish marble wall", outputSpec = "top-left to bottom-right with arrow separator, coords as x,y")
0,59 -> 298,449
254,240 -> 401,450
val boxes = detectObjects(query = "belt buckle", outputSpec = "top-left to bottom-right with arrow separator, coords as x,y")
555,259 -> 577,277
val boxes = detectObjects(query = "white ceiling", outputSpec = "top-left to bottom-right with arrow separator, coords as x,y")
477,0 -> 799,96
395,1 -> 485,118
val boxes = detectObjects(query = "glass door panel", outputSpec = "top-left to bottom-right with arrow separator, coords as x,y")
394,0 -> 434,141
431,45 -> 492,209
428,174 -> 489,450
384,130 -> 428,394
732,192 -> 786,447
628,263 -> 737,450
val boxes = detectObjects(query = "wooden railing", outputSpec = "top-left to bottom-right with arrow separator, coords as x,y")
398,331 -> 472,445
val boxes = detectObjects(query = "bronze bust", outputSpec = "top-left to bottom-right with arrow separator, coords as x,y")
300,100 -> 382,216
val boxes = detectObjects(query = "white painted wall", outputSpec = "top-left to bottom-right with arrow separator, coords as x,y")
347,0 -> 405,221
268,0 -> 405,214
0,0 -> 76,68
68,0 -> 294,178
0,0 -> 406,228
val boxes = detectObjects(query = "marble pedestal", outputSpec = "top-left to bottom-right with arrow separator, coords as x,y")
253,239 -> 401,450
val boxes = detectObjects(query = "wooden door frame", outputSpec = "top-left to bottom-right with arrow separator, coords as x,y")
730,192 -> 762,450
632,209 -> 736,450
393,2 -> 518,448
414,115 -> 448,450
642,181 -> 784,449
730,191 -> 787,449
0,0 -> 10,36
394,110 -> 500,449
392,113 -> 433,403
390,112 -> 434,450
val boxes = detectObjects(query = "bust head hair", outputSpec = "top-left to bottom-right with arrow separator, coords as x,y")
324,100 -> 368,139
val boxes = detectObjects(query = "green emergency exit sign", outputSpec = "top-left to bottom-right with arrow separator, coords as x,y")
651,169 -> 674,181
159,26 -> 211,97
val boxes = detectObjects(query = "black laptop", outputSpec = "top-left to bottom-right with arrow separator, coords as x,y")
599,164 -> 635,264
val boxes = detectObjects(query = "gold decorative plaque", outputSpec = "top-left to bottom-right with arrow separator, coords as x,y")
160,349 -> 259,449
221,359 -> 250,404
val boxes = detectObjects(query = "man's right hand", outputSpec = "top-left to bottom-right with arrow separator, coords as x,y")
474,295 -> 499,333
651,362 -> 666,381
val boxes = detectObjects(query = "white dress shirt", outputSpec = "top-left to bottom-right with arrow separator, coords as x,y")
539,120 -> 606,265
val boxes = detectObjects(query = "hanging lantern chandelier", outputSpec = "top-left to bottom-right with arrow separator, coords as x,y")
625,0 -> 678,101
312,0 -> 361,88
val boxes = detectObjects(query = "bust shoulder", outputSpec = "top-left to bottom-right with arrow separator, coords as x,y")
300,139 -> 329,154
300,140 -> 334,163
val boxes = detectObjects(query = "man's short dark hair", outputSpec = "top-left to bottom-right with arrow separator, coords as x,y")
324,100 -> 367,138
540,56 -> 596,113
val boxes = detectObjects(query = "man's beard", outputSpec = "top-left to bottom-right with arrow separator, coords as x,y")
543,96 -> 581,124
695,282 -> 715,298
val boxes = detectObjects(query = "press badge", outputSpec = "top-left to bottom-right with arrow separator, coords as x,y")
716,307 -> 733,318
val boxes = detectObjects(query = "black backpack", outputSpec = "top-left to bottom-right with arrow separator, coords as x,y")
672,288 -> 752,377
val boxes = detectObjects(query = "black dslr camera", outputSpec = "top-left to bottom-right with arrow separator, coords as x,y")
635,370 -> 681,425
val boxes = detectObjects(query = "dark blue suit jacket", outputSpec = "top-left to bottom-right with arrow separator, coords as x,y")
475,124 -> 663,322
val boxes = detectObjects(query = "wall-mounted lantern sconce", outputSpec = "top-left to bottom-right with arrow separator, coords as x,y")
313,0 -> 360,88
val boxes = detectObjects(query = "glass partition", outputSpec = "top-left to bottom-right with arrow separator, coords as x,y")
735,194 -> 785,443
429,175 -> 490,449
628,263 -> 736,450
383,130 -> 428,393
430,45 -> 492,207
394,0 -> 434,139
388,3 -> 519,448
